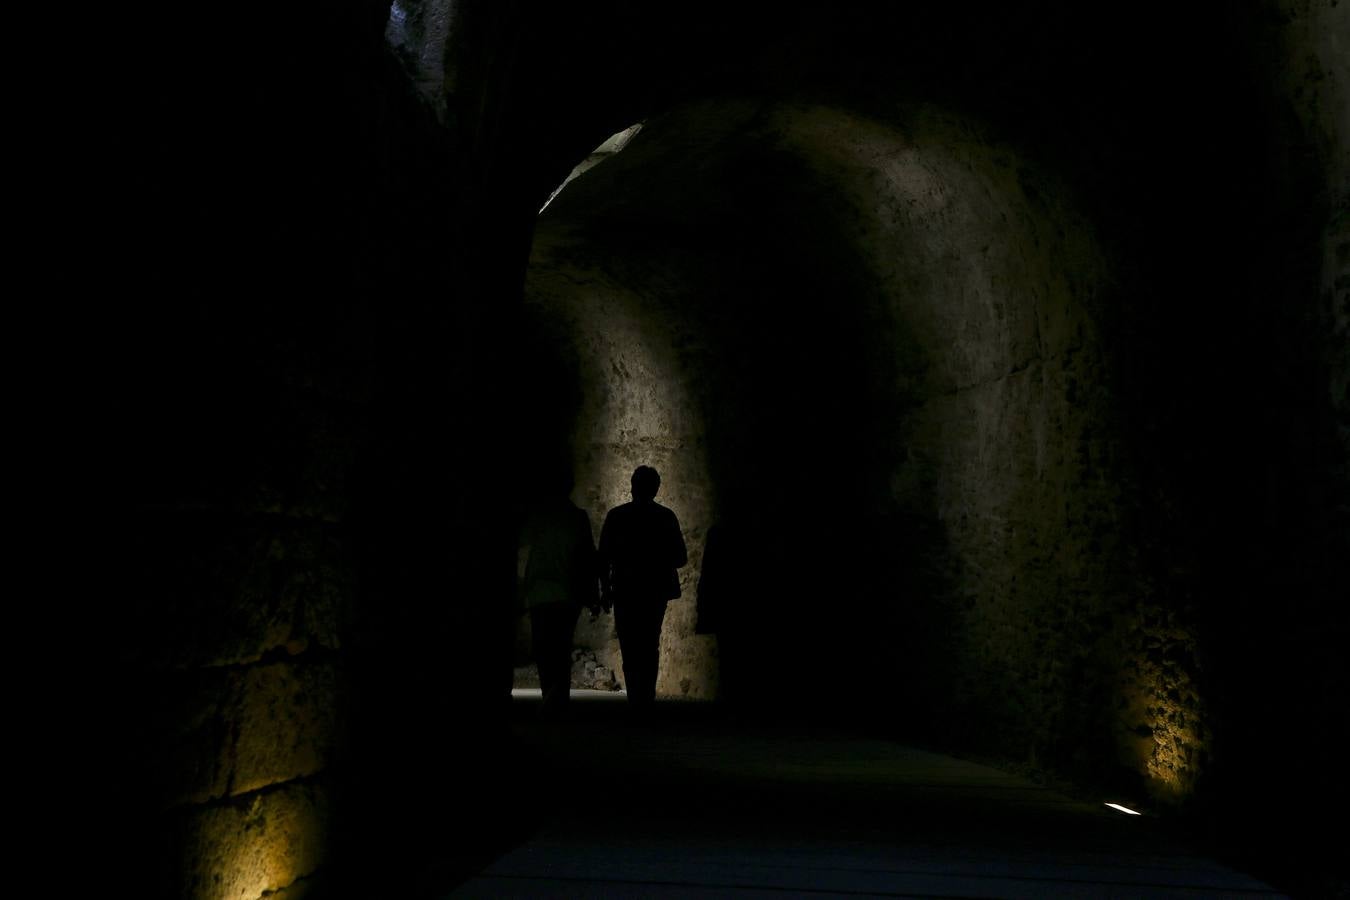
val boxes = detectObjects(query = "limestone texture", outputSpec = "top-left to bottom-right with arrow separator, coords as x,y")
176,783 -> 329,900
521,99 -> 1164,775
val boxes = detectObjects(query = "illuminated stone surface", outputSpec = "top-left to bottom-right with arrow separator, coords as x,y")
522,99 -> 1174,776
230,662 -> 339,796
152,667 -> 235,807
142,653 -> 339,809
178,783 -> 329,900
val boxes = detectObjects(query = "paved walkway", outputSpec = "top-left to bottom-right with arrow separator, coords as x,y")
449,693 -> 1283,898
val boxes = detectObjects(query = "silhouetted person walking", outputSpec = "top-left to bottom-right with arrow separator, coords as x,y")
598,465 -> 687,711
521,487 -> 599,715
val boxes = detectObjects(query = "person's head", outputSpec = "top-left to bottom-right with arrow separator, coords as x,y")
631,465 -> 661,502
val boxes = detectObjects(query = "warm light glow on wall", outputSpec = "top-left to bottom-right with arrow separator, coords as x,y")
188,787 -> 328,900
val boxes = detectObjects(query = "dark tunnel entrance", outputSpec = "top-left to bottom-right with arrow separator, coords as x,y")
103,0 -> 1349,894
513,99 -> 1150,758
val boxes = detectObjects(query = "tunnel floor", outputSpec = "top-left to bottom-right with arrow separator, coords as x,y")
445,695 -> 1283,898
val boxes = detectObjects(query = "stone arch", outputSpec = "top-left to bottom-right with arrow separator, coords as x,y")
517,97 -> 1178,788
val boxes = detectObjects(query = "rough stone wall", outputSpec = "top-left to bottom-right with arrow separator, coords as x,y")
101,298 -> 380,896
492,8 -> 1347,862
86,0 -> 1349,893
118,400 -> 360,899
772,105 -> 1177,784
1172,3 -> 1350,874
1274,0 -> 1350,198
518,100 -> 1183,789
1274,0 -> 1349,591
96,1 -> 466,892
521,98 -> 896,703
1255,0 -> 1350,587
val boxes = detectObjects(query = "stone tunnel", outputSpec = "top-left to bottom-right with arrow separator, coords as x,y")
81,1 -> 1347,897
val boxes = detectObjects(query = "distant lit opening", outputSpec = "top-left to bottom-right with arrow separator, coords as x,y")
1105,802 -> 1142,816
539,123 -> 644,214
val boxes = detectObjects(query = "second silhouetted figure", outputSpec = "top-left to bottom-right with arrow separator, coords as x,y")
598,465 -> 687,711
521,485 -> 599,715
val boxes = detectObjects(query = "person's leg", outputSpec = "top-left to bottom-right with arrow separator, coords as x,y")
641,602 -> 667,704
614,602 -> 637,702
616,602 -> 649,706
617,600 -> 666,707
529,607 -> 556,706
532,604 -> 579,712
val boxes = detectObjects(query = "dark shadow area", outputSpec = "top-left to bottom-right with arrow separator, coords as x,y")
77,0 -> 1346,896
527,122 -> 963,728
453,696 -> 1283,898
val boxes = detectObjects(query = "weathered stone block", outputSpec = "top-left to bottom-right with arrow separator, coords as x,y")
149,661 -> 339,808
145,668 -> 235,807
178,782 -> 329,900
230,662 -> 339,797
130,520 -> 292,669
130,518 -> 350,668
